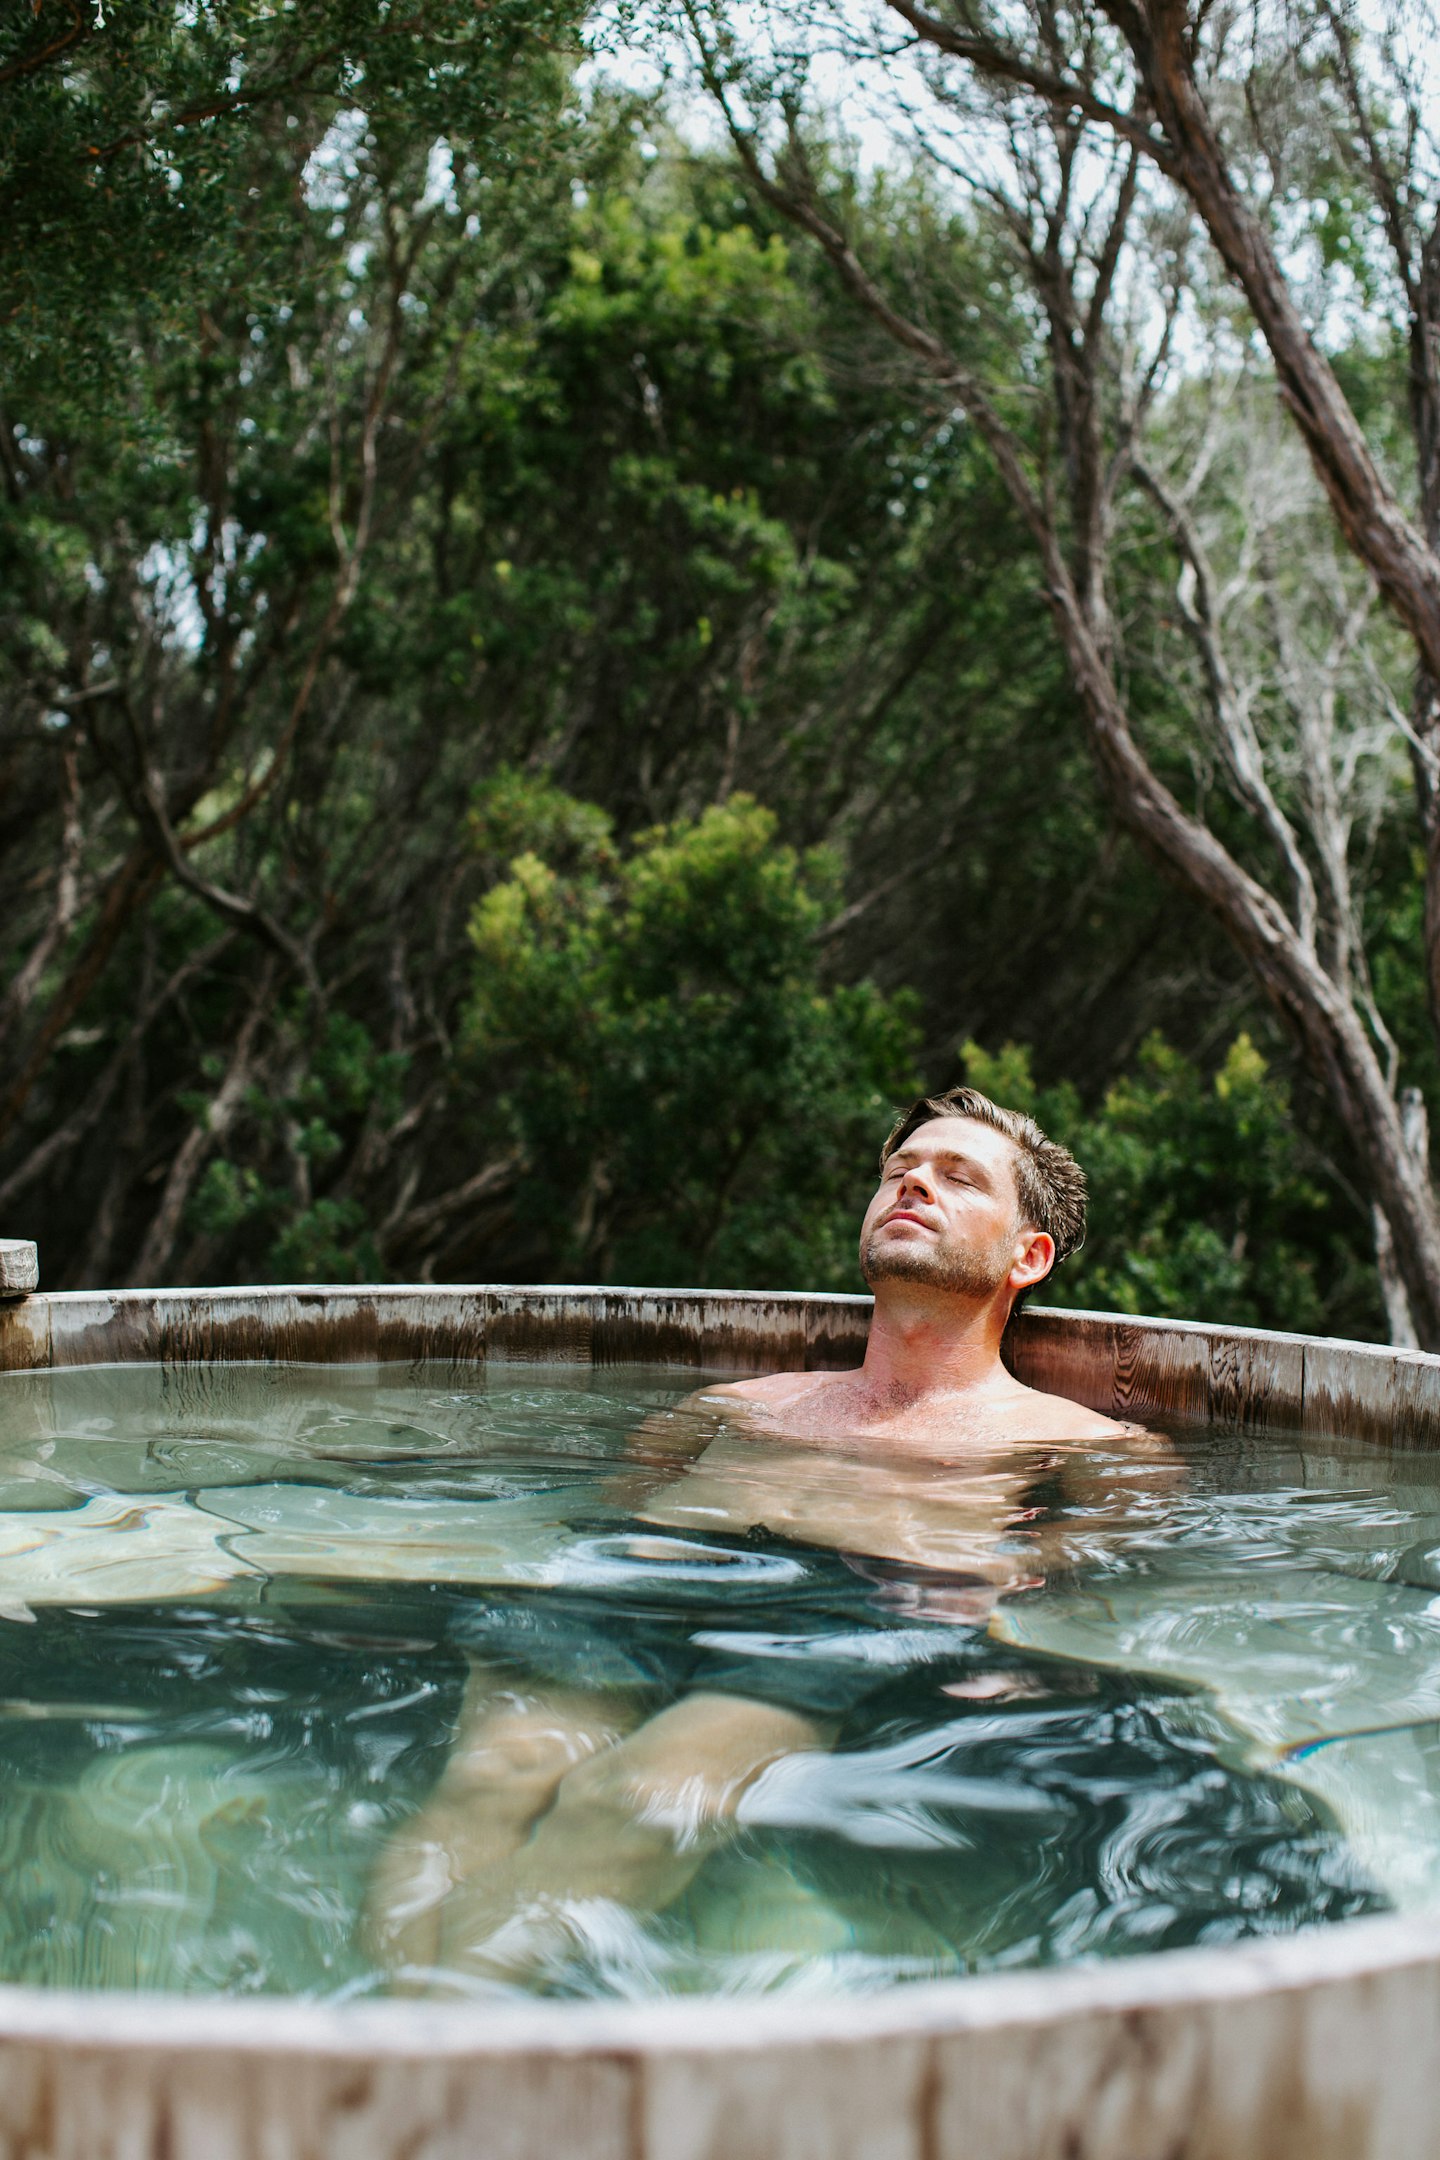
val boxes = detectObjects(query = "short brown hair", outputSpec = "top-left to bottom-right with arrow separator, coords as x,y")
880,1087 -> 1087,1284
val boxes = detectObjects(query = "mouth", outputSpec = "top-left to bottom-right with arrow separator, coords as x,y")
880,1209 -> 935,1231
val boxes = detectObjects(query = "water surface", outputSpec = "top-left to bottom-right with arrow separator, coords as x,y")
0,1359 -> 1427,2000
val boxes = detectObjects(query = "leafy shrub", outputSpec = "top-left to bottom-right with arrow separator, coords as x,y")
462,777 -> 919,1288
962,1035 -> 1372,1334
187,1013 -> 401,1282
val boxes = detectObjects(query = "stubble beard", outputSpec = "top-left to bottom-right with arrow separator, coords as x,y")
860,1227 -> 1014,1302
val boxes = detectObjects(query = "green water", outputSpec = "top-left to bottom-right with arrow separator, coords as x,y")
0,1358 -> 1428,2000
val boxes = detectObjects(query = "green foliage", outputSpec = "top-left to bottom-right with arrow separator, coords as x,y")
190,1161 -> 269,1236
0,0 -> 586,402
186,1012 -> 401,1281
469,769 -> 615,877
0,63 -> 1404,1330
463,781 -> 920,1288
288,1012 -> 408,1129
962,1036 -> 1374,1336
191,1161 -> 379,1283
270,1198 -> 379,1284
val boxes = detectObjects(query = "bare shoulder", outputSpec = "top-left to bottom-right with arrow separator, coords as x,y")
696,1370 -> 844,1411
626,1371 -> 824,1460
1009,1384 -> 1151,1443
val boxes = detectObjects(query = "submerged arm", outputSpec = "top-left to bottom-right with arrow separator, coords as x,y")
597,1385 -> 739,1515
1024,1429 -> 1188,1576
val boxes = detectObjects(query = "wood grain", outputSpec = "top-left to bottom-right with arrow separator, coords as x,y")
0,1241 -> 37,1297
7,1287 -> 1439,1442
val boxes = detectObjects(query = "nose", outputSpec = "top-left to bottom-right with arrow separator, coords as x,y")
898,1165 -> 935,1205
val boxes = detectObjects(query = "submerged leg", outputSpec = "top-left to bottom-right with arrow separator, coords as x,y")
366,1658 -> 643,1979
429,1688 -> 829,1988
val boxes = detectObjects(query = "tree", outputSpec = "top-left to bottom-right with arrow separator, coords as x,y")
0,0 -> 593,1282
460,781 -> 919,1286
1,0 -> 581,395
0,97 -> 1070,1291
671,0 -> 1440,1340
862,0 -> 1440,1300
964,1035 -> 1374,1332
869,0 -> 1440,709
0,22 -> 1393,1324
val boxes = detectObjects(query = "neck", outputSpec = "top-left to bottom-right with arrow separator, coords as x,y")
859,1279 -> 1011,1400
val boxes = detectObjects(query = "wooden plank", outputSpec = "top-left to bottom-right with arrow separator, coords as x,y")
1204,1325 -> 1307,1433
1008,1308 -> 1308,1431
0,1296 -> 49,1372
1006,1310 -> 1120,1413
0,1242 -> 37,1297
27,2039 -> 639,2160
485,1287 -> 596,1364
370,1287 -> 487,1374
927,1940 -> 1440,2160
802,1293 -> 872,1372
638,2033 -> 929,2160
689,1292 -> 810,1375
1301,1337 -> 1440,1450
591,1289 -> 724,1371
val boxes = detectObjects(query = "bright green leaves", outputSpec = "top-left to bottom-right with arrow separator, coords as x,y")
551,200 -> 795,343
469,766 -> 616,877
462,781 -> 919,1288
962,1034 -> 1363,1335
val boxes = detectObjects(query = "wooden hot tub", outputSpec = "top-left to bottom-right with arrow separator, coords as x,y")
0,1281 -> 1436,2160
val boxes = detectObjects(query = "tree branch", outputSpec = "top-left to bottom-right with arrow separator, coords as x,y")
882,0 -> 1176,168
0,0 -> 91,89
1133,453 -> 1320,950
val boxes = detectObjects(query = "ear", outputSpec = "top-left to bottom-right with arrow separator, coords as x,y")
1009,1229 -> 1055,1291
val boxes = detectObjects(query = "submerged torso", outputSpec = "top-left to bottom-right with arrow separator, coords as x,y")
640,1423 -> 1065,1582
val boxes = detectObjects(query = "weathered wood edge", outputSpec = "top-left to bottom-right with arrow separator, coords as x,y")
0,1241 -> 37,1298
4,1285 -> 1437,1446
0,1903 -> 1424,2062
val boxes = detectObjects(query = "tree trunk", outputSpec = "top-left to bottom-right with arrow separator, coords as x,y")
1042,553 -> 1440,1345
0,847 -> 163,1152
719,27 -> 1440,1339
1372,1205 -> 1418,1348
129,966 -> 275,1288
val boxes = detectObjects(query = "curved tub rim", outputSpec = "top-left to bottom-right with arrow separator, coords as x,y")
6,1276 -> 1435,1346
0,1908 -> 1434,2058
0,1276 -> 1428,1343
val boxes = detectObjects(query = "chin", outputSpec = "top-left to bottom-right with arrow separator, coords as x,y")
862,1242 -> 1008,1301
862,1247 -> 949,1289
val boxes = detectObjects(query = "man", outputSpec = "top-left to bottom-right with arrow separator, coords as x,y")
368,1088 -> 1169,1989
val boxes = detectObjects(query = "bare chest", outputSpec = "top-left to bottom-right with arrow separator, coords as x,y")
639,1429 -> 1058,1570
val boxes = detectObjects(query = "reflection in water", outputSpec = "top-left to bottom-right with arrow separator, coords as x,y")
0,1361 -> 1424,1998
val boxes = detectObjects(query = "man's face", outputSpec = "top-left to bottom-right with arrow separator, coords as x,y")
859,1115 -> 1043,1302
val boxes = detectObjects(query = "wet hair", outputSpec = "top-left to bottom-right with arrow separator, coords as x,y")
879,1086 -> 1087,1297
